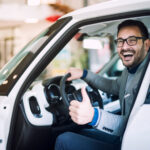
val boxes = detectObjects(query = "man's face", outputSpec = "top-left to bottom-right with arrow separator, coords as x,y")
117,26 -> 148,68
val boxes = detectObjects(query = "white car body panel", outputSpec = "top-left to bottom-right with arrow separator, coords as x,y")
63,0 -> 150,21
122,105 -> 150,150
122,63 -> 150,149
0,96 -> 10,150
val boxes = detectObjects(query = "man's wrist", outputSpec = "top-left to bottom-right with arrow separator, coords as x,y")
81,69 -> 87,79
88,108 -> 99,126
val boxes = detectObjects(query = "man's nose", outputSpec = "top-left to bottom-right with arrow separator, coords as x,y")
122,40 -> 130,49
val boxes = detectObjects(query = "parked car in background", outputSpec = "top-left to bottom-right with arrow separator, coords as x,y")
0,0 -> 150,150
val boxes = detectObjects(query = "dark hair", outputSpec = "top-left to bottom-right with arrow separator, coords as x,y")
117,20 -> 149,39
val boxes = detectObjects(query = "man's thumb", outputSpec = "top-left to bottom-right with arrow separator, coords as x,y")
81,87 -> 90,103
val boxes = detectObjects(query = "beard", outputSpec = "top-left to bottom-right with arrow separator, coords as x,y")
119,45 -> 146,68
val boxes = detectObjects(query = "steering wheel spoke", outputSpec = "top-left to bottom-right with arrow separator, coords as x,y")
60,73 -> 103,110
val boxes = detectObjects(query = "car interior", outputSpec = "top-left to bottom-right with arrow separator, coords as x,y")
9,15 -> 150,150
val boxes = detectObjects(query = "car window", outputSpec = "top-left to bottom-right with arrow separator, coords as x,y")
0,17 -> 71,95
104,58 -> 125,78
36,21 -> 125,81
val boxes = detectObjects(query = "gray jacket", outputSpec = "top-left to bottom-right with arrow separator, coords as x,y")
84,55 -> 148,136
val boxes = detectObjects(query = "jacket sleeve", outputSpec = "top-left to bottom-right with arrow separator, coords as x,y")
84,70 -> 122,96
83,70 -> 127,136
95,108 -> 127,136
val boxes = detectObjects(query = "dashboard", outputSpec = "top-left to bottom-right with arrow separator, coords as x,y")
22,76 -> 105,127
22,75 -> 120,127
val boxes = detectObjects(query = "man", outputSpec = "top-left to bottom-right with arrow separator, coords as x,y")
55,20 -> 150,150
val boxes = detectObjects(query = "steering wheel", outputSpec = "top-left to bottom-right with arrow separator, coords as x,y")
60,73 -> 103,109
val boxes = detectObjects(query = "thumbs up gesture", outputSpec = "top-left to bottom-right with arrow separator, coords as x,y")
69,87 -> 94,125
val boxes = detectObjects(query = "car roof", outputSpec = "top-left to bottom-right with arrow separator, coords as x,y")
79,16 -> 150,37
60,0 -> 150,38
62,0 -> 150,21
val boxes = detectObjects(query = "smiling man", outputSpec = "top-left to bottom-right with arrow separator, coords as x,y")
116,21 -> 149,68
55,20 -> 150,150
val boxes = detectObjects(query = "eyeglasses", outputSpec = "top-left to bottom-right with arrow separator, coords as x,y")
115,36 -> 146,47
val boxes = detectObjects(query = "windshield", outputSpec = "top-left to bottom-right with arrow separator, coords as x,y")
0,17 -> 71,95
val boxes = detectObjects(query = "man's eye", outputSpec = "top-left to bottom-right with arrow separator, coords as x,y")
117,40 -> 123,43
128,38 -> 136,42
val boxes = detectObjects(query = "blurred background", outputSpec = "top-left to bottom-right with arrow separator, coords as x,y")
0,0 -> 113,78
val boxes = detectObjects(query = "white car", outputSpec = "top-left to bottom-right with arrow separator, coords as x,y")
0,0 -> 150,150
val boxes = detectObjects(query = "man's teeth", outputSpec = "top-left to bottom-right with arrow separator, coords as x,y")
123,53 -> 133,57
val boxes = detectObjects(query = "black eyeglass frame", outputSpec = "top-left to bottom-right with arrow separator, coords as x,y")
114,36 -> 147,47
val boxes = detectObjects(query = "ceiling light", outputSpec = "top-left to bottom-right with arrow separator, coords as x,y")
24,18 -> 39,23
41,0 -> 57,4
83,37 -> 103,50
27,0 -> 40,6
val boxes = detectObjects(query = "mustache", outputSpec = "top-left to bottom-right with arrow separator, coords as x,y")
120,49 -> 135,55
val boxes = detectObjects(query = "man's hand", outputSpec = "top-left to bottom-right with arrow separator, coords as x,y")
67,68 -> 83,81
69,87 -> 94,125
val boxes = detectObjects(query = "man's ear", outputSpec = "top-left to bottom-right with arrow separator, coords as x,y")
144,39 -> 150,52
